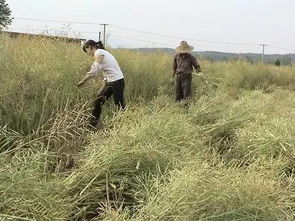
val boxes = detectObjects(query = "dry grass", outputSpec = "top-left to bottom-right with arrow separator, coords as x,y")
1,35 -> 295,220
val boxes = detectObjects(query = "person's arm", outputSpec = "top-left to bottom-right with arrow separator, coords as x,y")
77,61 -> 101,87
172,56 -> 177,78
170,56 -> 177,85
94,53 -> 108,91
95,54 -> 104,63
191,55 -> 201,73
77,75 -> 93,87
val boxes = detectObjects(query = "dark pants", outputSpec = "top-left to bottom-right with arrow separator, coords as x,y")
90,79 -> 125,127
176,73 -> 192,101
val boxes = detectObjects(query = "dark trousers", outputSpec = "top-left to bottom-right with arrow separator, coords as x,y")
176,73 -> 192,101
90,79 -> 125,127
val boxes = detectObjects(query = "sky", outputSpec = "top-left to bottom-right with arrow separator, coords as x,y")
5,0 -> 295,54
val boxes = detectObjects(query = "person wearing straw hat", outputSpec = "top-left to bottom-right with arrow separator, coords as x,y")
171,41 -> 202,102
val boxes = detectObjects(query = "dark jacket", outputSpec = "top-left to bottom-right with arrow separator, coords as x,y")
173,53 -> 201,75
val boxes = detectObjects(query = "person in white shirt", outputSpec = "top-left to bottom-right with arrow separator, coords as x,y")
77,40 -> 125,128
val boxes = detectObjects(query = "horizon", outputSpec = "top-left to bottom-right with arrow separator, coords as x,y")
5,0 -> 295,55
3,30 -> 294,56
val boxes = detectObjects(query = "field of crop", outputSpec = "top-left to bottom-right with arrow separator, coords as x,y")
1,34 -> 295,220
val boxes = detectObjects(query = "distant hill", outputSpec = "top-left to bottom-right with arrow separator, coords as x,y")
133,48 -> 295,64
196,51 -> 295,64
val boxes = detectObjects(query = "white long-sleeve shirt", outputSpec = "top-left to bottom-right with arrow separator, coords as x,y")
95,49 -> 124,82
87,61 -> 101,77
87,49 -> 124,83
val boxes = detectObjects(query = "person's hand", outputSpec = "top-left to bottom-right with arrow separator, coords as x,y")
170,77 -> 175,86
77,81 -> 84,88
97,90 -> 106,103
97,89 -> 103,96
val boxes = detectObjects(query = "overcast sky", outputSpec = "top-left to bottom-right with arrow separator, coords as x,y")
5,0 -> 295,54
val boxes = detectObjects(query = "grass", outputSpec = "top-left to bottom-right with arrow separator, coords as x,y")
0,34 -> 295,220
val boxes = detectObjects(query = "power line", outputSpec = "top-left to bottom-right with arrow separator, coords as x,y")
6,28 -> 176,47
9,17 -> 295,53
110,24 -> 259,46
7,28 -> 97,34
14,17 -> 259,46
14,17 -> 101,25
111,31 -> 176,44
111,33 -> 209,51
110,34 -> 176,47
110,30 -> 211,48
4,27 -> 205,50
268,45 -> 295,53
6,28 -> 98,35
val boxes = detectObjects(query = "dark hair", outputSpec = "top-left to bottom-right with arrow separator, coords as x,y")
83,40 -> 105,52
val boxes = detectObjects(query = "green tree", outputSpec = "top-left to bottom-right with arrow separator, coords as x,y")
275,59 -> 281,66
0,0 -> 12,30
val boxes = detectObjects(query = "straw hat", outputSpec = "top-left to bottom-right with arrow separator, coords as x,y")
176,41 -> 194,53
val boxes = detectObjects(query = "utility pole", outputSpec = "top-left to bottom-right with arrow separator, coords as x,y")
260,44 -> 267,64
99,31 -> 102,42
100,24 -> 108,46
